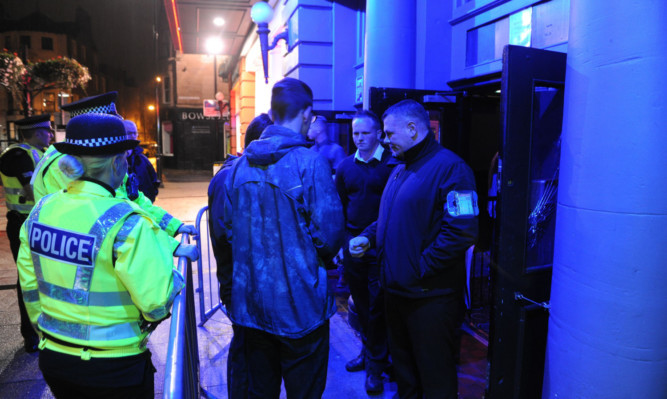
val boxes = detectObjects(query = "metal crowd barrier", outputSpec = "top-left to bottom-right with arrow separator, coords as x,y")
194,205 -> 224,326
163,233 -> 202,399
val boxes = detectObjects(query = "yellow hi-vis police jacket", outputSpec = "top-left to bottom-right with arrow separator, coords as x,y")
31,145 -> 182,251
17,179 -> 184,358
0,143 -> 43,214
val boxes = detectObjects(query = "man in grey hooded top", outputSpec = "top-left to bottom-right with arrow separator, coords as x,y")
223,77 -> 344,398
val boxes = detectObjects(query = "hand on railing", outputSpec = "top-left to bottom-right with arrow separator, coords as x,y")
178,224 -> 198,236
175,243 -> 199,261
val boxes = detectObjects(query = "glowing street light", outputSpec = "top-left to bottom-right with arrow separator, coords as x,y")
147,104 -> 155,111
205,37 -> 223,55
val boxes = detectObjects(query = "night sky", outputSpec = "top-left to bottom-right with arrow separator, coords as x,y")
0,0 -> 158,84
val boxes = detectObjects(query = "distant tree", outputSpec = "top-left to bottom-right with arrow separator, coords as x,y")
0,51 -> 26,110
24,56 -> 91,115
1,52 -> 91,116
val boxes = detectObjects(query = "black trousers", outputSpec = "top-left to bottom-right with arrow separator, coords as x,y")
40,349 -> 155,399
6,211 -> 39,345
343,243 -> 389,375
228,323 -> 249,399
243,321 -> 329,399
385,292 -> 460,399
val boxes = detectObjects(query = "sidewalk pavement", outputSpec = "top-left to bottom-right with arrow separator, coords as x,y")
0,169 -> 485,398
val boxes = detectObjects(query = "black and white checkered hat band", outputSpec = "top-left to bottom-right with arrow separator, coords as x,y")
18,121 -> 51,130
69,103 -> 119,117
65,134 -> 133,147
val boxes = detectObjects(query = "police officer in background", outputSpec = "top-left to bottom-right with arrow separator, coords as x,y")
17,112 -> 197,398
31,92 -> 196,251
0,114 -> 53,352
123,120 -> 160,202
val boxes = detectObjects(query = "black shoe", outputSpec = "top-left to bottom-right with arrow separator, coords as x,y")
365,373 -> 384,394
345,353 -> 365,372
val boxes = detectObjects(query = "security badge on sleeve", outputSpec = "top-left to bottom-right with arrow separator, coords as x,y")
30,222 -> 96,266
446,190 -> 479,218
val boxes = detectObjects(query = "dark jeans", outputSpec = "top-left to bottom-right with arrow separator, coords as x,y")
40,349 -> 155,399
6,211 -> 39,345
228,323 -> 249,399
385,292 -> 460,399
243,321 -> 329,399
343,243 -> 389,375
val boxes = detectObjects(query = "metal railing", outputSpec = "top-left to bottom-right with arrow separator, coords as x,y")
194,206 -> 224,326
163,233 -> 202,399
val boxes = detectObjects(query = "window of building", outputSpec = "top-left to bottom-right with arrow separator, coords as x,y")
4,36 -> 11,50
42,92 -> 56,112
355,8 -> 365,66
164,75 -> 172,104
464,0 -> 569,67
68,39 -> 77,58
41,37 -> 54,50
20,35 -> 31,49
465,17 -> 509,67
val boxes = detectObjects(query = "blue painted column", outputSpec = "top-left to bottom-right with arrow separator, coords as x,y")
544,1 -> 667,398
363,0 -> 415,109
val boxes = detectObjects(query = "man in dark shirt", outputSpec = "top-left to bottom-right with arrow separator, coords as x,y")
350,100 -> 479,399
124,120 -> 160,202
335,110 -> 393,394
0,114 -> 53,352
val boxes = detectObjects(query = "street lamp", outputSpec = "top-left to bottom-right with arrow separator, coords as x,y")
251,1 -> 289,84
154,75 -> 163,187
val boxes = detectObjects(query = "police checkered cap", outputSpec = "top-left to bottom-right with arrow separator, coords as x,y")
61,91 -> 122,119
64,134 -> 135,147
54,113 -> 139,156
68,103 -> 119,117
15,114 -> 52,131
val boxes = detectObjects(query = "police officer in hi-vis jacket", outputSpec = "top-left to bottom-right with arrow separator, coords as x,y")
31,92 -> 195,241
0,114 -> 53,353
17,112 -> 196,398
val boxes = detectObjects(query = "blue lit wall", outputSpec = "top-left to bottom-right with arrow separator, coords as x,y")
544,0 -> 667,397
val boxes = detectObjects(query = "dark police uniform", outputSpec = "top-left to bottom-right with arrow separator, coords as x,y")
0,114 -> 51,352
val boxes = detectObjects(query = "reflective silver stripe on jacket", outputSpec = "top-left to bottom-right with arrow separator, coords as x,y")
73,202 -> 135,295
113,214 -> 142,260
37,280 -> 134,307
159,213 -> 174,230
7,203 -> 32,212
39,312 -> 142,341
22,289 -> 40,303
26,195 -> 51,281
30,149 -> 62,186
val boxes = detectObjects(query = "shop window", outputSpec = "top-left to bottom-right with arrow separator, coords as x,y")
164,75 -> 172,104
20,35 -> 31,49
465,17 -> 508,67
42,92 -> 56,112
42,37 -> 54,50
355,8 -> 365,66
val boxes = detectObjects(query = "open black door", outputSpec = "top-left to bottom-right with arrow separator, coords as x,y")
487,45 -> 566,398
